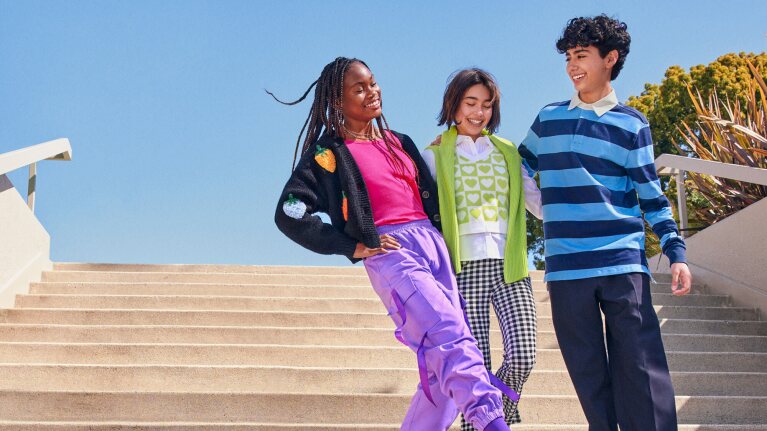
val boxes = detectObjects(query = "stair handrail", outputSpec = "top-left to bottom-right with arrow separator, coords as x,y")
0,138 -> 72,212
655,153 -> 767,237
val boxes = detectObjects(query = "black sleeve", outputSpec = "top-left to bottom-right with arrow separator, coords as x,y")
274,148 -> 358,259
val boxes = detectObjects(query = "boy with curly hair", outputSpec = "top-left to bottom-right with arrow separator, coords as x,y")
518,15 -> 692,430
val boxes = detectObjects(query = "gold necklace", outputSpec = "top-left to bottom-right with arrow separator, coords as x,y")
343,123 -> 380,141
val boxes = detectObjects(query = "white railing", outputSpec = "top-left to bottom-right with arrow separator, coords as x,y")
0,138 -> 72,212
655,154 -> 767,236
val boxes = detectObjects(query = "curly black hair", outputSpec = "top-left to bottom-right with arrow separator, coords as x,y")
556,15 -> 631,80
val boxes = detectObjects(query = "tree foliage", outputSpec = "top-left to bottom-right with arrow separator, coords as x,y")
627,52 -> 767,158
526,216 -> 545,270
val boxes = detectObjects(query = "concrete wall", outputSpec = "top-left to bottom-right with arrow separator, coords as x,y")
0,175 -> 51,308
648,196 -> 767,319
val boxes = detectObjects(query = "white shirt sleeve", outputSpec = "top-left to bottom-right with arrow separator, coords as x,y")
521,165 -> 543,220
421,148 -> 438,181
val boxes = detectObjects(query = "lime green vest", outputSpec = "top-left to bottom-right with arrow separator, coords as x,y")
427,127 -> 528,283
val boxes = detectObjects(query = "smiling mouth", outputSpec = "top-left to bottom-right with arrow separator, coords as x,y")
365,100 -> 381,109
572,73 -> 586,81
467,118 -> 484,126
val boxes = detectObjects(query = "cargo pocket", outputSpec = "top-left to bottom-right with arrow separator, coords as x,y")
390,271 -> 443,407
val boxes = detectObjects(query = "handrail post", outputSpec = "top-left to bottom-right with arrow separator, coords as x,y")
676,170 -> 688,237
27,162 -> 37,212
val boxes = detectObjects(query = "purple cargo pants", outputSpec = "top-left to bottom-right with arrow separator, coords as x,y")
363,220 -> 510,431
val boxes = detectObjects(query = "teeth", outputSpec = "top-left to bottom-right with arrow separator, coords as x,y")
573,74 -> 585,80
468,119 -> 483,125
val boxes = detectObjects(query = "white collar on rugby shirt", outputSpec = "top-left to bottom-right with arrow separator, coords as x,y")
568,89 -> 619,117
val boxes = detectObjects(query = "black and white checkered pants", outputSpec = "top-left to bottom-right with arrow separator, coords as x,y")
457,259 -> 537,429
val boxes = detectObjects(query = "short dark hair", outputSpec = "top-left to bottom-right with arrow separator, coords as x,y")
438,68 -> 501,134
556,15 -> 631,80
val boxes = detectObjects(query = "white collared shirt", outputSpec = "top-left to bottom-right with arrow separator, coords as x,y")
421,134 -> 543,262
568,89 -> 619,117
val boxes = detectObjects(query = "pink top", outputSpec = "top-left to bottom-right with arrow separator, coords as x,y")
345,131 -> 428,227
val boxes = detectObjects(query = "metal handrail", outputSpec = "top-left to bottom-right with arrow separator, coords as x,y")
0,138 -> 72,212
655,153 -> 767,236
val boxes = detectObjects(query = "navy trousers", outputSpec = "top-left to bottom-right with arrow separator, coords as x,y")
547,273 -> 677,431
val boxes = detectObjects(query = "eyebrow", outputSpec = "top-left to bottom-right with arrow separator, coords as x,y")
463,96 -> 493,102
350,77 -> 375,87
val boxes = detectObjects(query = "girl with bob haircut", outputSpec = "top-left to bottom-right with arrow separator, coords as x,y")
423,68 -> 542,429
272,57 -> 517,431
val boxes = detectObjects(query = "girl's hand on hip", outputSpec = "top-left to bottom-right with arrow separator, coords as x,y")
353,234 -> 401,258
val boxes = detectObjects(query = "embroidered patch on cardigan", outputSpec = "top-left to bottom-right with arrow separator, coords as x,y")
314,145 -> 336,173
282,194 -> 307,219
341,191 -> 348,221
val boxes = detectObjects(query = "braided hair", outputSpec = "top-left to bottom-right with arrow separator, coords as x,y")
267,56 -> 417,178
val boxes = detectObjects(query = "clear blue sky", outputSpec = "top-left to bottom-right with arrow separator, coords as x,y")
1,0 -> 765,266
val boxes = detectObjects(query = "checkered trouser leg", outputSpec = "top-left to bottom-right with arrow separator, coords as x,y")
493,273 -> 537,424
457,259 -> 537,430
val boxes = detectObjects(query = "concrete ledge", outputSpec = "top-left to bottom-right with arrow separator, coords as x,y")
0,175 -> 51,308
649,197 -> 767,320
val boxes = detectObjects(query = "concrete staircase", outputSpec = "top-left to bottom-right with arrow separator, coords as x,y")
0,263 -> 764,430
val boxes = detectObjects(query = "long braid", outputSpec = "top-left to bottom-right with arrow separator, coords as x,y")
267,56 -> 418,178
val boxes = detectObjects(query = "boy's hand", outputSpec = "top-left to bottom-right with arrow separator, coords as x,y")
430,135 -> 442,146
353,234 -> 401,258
670,262 -> 692,296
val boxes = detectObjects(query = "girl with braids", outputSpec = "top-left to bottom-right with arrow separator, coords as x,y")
272,57 -> 516,431
423,68 -> 542,430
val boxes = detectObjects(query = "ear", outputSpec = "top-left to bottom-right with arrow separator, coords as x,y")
605,49 -> 619,68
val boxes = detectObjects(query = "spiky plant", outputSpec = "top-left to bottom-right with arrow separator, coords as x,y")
674,59 -> 767,225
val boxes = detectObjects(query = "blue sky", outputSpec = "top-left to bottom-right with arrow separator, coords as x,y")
1,0 -> 765,266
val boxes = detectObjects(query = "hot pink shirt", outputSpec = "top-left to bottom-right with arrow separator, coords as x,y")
345,132 -> 428,227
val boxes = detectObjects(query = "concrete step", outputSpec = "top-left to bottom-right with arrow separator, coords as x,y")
22,283 -> 730,311
30,281 -> 707,297
53,263 -> 561,281
0,343 -> 764,371
30,282 -> 385,298
14,292 -> 733,311
54,263 -> 372,275
44,270 -> 550,286
0,391 -> 763,424
0,364 -> 763,396
0,319 -> 761,347
0,322 -> 763,352
661,333 -> 767,352
1,423 -> 765,431
14,295 -> 390,313
42,271 -> 379,286
1,306 -> 759,328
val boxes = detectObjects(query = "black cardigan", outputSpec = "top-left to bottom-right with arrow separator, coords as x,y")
274,131 -> 441,263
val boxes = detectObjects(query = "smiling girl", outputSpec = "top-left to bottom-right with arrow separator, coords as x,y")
272,58 -> 514,431
422,68 -> 542,429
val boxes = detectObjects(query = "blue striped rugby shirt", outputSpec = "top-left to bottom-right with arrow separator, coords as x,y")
519,100 -> 687,282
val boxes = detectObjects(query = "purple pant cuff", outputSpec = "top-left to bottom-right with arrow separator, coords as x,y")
482,416 -> 510,431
